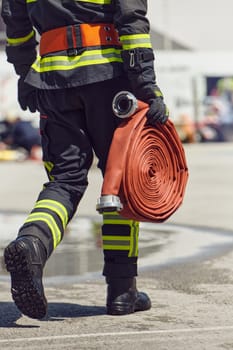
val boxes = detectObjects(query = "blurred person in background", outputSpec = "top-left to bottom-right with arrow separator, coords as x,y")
1,0 -> 168,319
216,77 -> 233,124
0,112 -> 41,159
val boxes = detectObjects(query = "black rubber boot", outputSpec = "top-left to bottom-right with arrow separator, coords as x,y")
106,277 -> 151,315
4,235 -> 47,319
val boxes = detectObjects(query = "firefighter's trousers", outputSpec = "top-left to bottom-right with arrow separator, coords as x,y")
18,77 -> 139,278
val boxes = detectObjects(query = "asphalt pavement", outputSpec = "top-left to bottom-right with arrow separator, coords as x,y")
0,142 -> 233,350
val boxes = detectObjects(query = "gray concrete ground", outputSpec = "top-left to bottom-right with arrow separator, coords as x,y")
0,142 -> 233,349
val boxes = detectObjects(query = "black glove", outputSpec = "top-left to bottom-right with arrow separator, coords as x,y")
18,77 -> 38,113
146,86 -> 169,125
146,98 -> 169,125
121,48 -> 169,125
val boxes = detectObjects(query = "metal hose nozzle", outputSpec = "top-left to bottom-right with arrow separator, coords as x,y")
96,195 -> 123,213
112,91 -> 138,118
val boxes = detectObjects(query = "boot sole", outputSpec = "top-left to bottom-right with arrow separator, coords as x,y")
4,241 -> 47,319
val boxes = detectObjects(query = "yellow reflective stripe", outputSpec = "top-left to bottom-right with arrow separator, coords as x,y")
103,218 -> 134,225
44,161 -> 53,172
122,43 -> 152,50
102,236 -> 130,241
103,211 -> 134,226
120,34 -> 151,42
7,30 -> 34,46
34,199 -> 68,229
24,212 -> 61,248
44,161 -> 54,181
75,0 -> 111,3
26,0 -> 37,3
120,34 -> 152,50
102,233 -> 131,249
155,90 -> 163,97
103,237 -> 130,250
128,221 -> 139,257
32,48 -> 122,72
102,245 -> 130,250
102,212 -> 139,256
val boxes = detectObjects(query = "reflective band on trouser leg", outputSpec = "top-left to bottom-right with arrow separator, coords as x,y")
44,161 -> 54,181
102,212 -> 139,278
75,0 -> 112,4
24,199 -> 69,249
102,212 -> 139,257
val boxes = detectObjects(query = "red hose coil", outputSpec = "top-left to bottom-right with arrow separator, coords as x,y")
101,101 -> 189,222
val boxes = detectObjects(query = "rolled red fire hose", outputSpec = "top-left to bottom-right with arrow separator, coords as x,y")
97,93 -> 189,222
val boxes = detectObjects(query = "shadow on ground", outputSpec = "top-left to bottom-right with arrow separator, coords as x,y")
0,301 -> 106,328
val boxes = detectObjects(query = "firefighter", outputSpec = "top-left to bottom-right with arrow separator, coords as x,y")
1,0 -> 169,319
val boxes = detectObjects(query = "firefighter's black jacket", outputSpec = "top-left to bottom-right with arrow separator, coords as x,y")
1,0 -> 153,89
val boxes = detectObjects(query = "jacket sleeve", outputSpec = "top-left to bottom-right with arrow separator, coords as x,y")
113,0 -> 160,102
1,0 -> 38,77
113,0 -> 152,51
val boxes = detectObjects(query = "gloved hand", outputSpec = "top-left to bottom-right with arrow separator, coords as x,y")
18,77 -> 38,113
121,48 -> 169,125
146,98 -> 169,125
